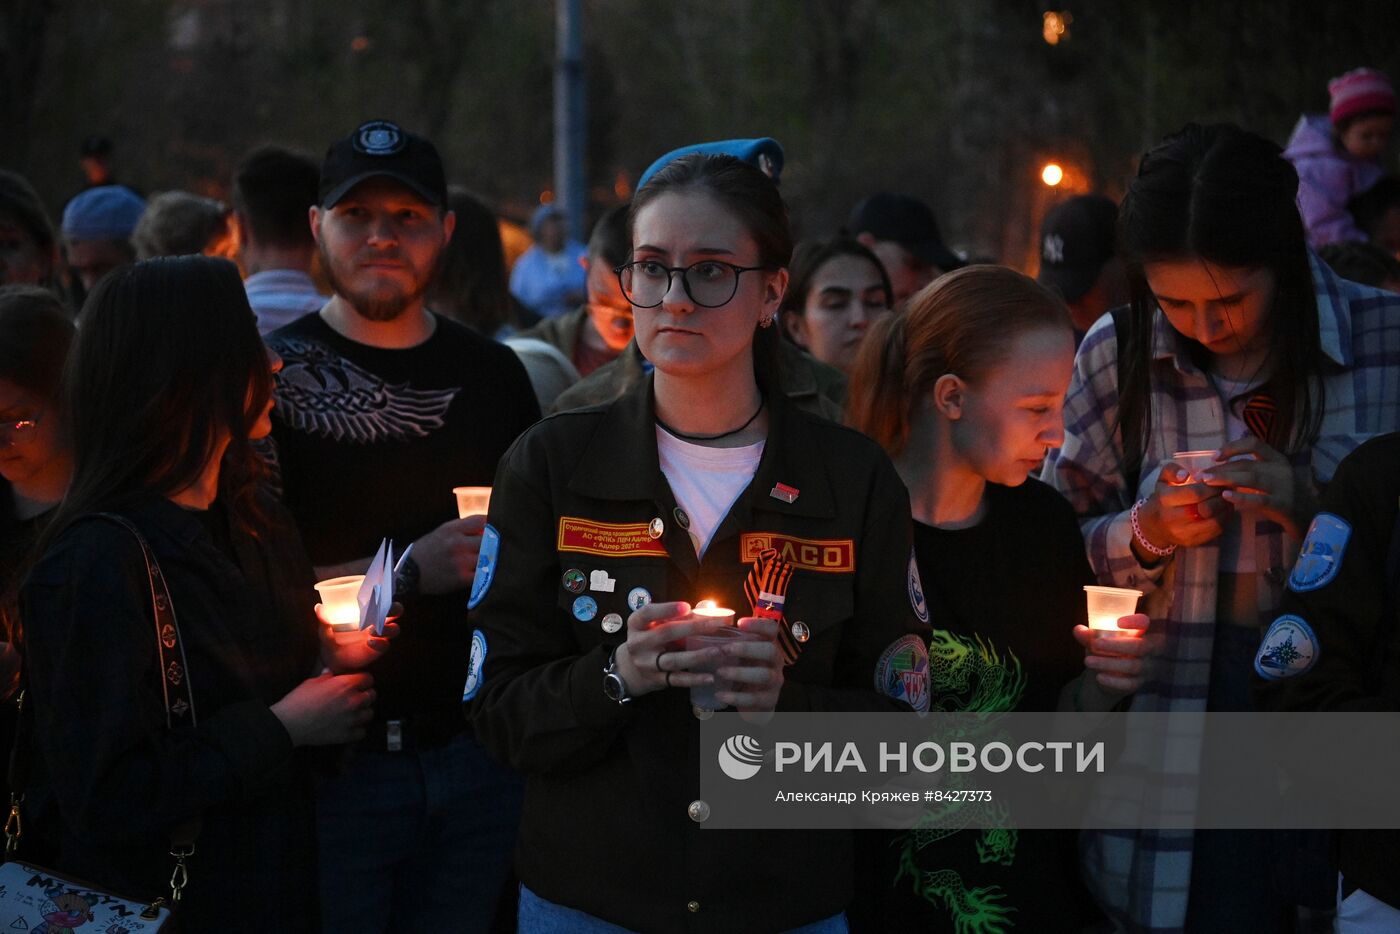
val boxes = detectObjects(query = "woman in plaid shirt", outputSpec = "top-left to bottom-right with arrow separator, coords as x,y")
1044,123 -> 1400,932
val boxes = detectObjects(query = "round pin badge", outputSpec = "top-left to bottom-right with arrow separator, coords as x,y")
601,613 -> 624,634
627,587 -> 652,611
673,507 -> 690,530
648,517 -> 665,539
791,621 -> 811,643
562,569 -> 586,594
572,595 -> 599,622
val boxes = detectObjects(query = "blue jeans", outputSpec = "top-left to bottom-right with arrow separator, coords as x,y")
317,732 -> 524,933
518,886 -> 849,933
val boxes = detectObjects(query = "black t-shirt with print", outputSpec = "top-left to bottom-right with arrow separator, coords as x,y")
267,312 -> 540,735
853,479 -> 1102,933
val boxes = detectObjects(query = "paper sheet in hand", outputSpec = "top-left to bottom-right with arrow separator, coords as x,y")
357,539 -> 395,635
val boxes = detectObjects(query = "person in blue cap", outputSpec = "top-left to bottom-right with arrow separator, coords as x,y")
60,185 -> 145,293
508,204 -> 588,319
637,137 -> 784,190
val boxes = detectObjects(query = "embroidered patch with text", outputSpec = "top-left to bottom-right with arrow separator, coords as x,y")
557,517 -> 669,558
738,533 -> 855,573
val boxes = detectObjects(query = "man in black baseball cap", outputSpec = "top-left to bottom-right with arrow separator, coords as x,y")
1036,194 -> 1128,339
317,118 -> 448,209
846,192 -> 964,304
266,119 -> 538,932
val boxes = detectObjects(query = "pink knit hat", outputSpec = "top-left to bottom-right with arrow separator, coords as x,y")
1329,68 -> 1396,126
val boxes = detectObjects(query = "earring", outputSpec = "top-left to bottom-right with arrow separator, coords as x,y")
759,314 -> 775,329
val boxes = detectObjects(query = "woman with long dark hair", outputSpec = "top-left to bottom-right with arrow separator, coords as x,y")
1044,123 -> 1400,931
468,154 -> 929,932
429,188 -> 540,337
779,237 -> 893,374
19,256 -> 380,930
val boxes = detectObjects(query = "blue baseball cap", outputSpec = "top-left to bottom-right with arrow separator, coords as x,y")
61,185 -> 147,241
637,138 -> 784,190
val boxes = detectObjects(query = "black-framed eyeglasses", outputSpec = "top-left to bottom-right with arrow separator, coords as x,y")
0,414 -> 40,447
614,260 -> 775,309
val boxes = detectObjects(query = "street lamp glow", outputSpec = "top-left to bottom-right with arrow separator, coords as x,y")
1042,163 -> 1065,187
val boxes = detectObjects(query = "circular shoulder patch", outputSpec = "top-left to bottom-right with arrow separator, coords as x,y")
468,524 -> 500,610
354,120 -> 406,156
907,549 -> 929,625
462,629 -> 487,701
1288,512 -> 1352,593
875,633 -> 931,713
1254,614 -> 1319,680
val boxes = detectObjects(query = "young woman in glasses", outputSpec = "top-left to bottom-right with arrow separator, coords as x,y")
468,153 -> 930,933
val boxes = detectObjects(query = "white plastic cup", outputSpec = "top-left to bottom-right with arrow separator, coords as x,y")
315,575 -> 365,631
1170,450 -> 1218,483
685,627 -> 762,711
453,486 -> 492,519
1083,585 -> 1143,634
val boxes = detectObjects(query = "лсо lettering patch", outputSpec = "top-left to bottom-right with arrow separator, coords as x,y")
738,533 -> 855,573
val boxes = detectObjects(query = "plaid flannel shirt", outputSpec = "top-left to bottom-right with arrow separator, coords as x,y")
1042,255 -> 1400,932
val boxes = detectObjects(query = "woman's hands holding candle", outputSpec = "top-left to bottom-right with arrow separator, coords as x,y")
316,602 -> 402,673
714,616 -> 785,717
1197,435 -> 1314,539
1132,465 -> 1230,560
1072,612 -> 1165,698
613,601 -> 728,698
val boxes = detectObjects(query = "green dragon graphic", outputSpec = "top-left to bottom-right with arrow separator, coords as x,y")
897,629 -> 1027,932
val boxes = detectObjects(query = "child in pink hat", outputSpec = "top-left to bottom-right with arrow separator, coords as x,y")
1284,67 -> 1395,246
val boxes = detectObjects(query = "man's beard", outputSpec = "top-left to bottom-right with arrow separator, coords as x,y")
322,249 -> 438,322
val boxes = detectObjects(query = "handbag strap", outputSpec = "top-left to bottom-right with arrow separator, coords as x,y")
5,511 -> 201,906
93,512 -> 198,730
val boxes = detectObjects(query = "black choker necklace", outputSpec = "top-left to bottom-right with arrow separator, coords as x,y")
656,397 -> 765,443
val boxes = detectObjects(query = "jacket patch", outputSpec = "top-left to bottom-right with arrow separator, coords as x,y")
1254,615 -> 1319,680
908,549 -> 929,624
558,517 -> 669,558
875,634 -> 930,712
1288,512 -> 1351,593
462,629 -> 487,701
468,524 -> 500,610
739,533 -> 855,574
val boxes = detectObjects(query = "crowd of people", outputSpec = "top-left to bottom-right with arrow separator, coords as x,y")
0,60 -> 1398,934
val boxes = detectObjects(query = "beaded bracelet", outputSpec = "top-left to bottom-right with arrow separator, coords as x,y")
1130,498 -> 1176,558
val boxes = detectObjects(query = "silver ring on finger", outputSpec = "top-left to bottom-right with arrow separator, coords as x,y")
655,650 -> 670,673
665,671 -> 674,688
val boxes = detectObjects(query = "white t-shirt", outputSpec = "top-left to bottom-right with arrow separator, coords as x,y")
656,427 -> 765,558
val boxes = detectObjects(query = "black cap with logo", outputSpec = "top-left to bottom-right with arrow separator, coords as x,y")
1037,195 -> 1119,304
318,119 -> 447,208
845,192 -> 964,272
